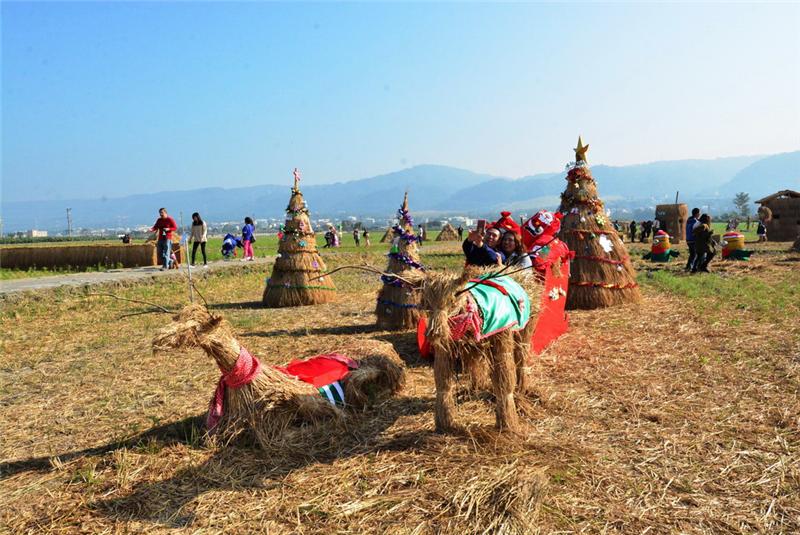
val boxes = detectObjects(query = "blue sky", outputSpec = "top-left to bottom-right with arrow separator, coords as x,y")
2,1 -> 799,202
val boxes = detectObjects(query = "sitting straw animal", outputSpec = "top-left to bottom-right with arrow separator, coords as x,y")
414,267 -> 542,433
153,304 -> 405,450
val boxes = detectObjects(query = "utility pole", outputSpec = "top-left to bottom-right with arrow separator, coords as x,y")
66,208 -> 73,239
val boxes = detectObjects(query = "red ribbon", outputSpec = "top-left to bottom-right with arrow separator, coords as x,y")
207,346 -> 262,430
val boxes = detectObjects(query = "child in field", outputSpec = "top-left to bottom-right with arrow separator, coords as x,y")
363,229 -> 371,248
241,217 -> 256,261
757,220 -> 767,242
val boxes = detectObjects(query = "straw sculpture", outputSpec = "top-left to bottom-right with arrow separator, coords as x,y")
375,192 -> 423,330
263,168 -> 337,307
655,203 -> 688,243
414,266 -> 544,433
557,137 -> 641,310
153,304 -> 405,450
378,226 -> 394,243
435,222 -> 459,241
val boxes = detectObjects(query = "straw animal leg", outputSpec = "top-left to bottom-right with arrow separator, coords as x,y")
491,332 -> 519,432
433,351 -> 457,432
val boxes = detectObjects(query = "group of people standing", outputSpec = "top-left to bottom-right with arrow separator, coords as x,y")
621,219 -> 662,243
461,216 -> 532,270
147,208 -> 255,269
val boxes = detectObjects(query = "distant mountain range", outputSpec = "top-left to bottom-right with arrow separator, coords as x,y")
2,152 -> 798,232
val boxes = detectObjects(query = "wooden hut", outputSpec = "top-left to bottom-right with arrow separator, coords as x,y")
754,190 -> 800,242
654,204 -> 688,243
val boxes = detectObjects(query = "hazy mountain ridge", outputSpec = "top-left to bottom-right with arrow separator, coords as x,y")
2,154 -> 798,232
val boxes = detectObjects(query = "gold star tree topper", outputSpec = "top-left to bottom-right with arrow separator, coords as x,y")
574,136 -> 590,164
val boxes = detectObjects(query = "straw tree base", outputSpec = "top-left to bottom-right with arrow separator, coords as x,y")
262,286 -> 337,308
565,285 -> 641,310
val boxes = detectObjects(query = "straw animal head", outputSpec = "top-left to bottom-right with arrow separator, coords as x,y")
152,304 -> 241,371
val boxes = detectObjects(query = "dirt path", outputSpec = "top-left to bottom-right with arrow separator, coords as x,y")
0,258 -> 272,295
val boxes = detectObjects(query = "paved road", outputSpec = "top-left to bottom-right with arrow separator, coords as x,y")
0,258 -> 272,296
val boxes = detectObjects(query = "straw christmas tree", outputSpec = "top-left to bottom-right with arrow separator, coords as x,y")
376,192 -> 423,330
263,168 -> 337,307
558,137 -> 640,310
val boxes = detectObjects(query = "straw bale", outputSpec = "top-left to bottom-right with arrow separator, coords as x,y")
379,226 -> 394,243
557,154 -> 641,310
0,243 -> 158,270
655,203 -> 688,243
436,222 -> 460,241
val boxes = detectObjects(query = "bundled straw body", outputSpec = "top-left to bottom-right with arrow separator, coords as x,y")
557,138 -> 640,310
263,173 -> 337,307
419,266 -> 543,432
153,305 -> 405,451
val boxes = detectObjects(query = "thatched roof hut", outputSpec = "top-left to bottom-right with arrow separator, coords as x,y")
754,190 -> 800,242
654,204 -> 688,243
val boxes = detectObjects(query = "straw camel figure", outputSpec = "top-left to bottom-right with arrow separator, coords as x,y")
416,267 -> 542,433
153,304 -> 405,450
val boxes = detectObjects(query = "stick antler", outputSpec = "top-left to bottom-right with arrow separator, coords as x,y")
309,264 -> 416,285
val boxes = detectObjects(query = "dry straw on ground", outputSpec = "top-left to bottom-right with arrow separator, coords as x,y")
375,192 -> 423,330
263,172 -> 337,307
1,243 -> 798,533
558,137 -> 641,310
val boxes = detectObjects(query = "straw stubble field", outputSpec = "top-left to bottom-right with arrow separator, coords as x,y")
0,240 -> 798,533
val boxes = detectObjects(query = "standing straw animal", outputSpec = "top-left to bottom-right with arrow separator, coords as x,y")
153,305 -> 405,450
417,267 -> 542,433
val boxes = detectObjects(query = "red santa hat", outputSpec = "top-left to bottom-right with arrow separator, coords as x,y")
493,211 -> 521,236
521,210 -> 563,252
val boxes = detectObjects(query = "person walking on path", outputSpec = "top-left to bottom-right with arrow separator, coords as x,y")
190,212 -> 208,267
457,225 -> 464,240
241,217 -> 256,261
684,207 -> 700,272
149,207 -> 178,270
353,228 -> 361,246
692,214 -> 716,273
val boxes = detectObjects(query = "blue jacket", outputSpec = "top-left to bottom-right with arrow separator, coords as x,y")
685,216 -> 698,243
242,223 -> 255,242
462,239 -> 505,267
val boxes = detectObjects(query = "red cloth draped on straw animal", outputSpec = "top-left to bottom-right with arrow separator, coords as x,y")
275,353 -> 357,388
207,346 -> 262,430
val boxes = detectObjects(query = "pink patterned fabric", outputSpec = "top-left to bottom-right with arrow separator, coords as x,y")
448,293 -> 483,341
207,346 -> 262,430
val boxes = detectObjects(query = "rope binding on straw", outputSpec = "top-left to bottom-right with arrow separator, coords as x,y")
207,346 -> 262,430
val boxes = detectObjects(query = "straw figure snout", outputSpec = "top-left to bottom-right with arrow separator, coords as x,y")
153,305 -> 406,451
416,267 -> 541,434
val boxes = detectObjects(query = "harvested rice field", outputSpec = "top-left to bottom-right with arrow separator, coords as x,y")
1,240 -> 798,533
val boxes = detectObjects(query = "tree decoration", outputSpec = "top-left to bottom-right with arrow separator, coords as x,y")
263,168 -> 337,307
375,192 -> 423,330
557,137 -> 641,310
